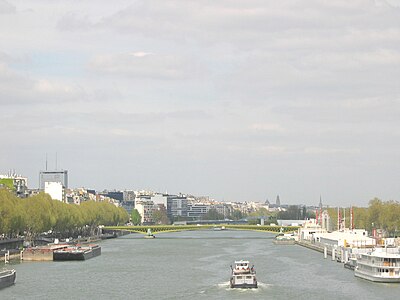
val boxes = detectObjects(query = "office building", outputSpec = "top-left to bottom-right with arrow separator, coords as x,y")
39,170 -> 68,190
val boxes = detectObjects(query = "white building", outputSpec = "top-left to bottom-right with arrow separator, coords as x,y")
0,173 -> 28,197
151,193 -> 168,207
135,197 -> 155,224
39,170 -> 68,190
45,181 -> 65,202
315,229 -> 376,248
298,219 -> 328,241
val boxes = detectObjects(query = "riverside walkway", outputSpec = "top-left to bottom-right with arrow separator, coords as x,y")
104,224 -> 299,235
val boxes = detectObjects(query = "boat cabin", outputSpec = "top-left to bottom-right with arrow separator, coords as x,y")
234,260 -> 250,270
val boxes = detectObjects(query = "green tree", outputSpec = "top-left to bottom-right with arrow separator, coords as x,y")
278,205 -> 302,220
0,188 -> 128,240
152,208 -> 170,225
131,208 -> 141,225
203,208 -> 224,220
230,209 -> 244,220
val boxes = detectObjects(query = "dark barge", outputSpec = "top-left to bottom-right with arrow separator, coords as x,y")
53,244 -> 101,261
0,269 -> 16,289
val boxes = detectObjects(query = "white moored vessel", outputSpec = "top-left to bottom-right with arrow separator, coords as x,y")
354,247 -> 400,282
230,260 -> 257,288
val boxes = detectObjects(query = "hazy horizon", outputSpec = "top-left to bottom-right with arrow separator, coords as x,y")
1,1 -> 399,206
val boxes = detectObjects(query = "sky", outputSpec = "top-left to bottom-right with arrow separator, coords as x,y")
1,0 -> 400,206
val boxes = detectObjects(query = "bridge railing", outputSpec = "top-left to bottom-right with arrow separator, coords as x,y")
104,225 -> 299,234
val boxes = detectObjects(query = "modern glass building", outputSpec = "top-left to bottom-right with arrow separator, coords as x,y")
39,170 -> 68,190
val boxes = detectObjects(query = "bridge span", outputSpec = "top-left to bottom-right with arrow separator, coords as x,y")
104,224 -> 299,235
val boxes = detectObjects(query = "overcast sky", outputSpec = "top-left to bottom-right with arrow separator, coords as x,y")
1,0 -> 400,206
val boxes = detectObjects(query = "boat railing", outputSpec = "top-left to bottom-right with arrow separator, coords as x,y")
360,261 -> 400,268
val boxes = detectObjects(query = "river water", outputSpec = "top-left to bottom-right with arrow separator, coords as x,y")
2,229 -> 400,299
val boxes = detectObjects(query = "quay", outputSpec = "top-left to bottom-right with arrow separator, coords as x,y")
277,219 -> 380,267
296,240 -> 330,254
1,249 -> 23,263
22,244 -> 69,261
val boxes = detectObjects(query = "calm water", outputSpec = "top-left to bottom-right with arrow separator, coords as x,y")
2,230 -> 400,299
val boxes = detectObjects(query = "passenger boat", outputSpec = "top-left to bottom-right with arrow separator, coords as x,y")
0,269 -> 16,289
354,247 -> 400,282
273,233 -> 297,245
230,260 -> 258,288
144,228 -> 155,239
213,226 -> 226,231
53,244 -> 101,261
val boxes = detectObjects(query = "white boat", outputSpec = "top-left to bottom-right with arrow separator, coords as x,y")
354,247 -> 400,282
230,260 -> 257,288
144,228 -> 155,239
273,232 -> 297,245
213,226 -> 226,231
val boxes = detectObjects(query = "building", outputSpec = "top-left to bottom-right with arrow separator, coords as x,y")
0,173 -> 28,198
214,203 -> 233,219
150,193 -> 188,219
103,191 -> 124,201
315,229 -> 375,248
135,197 -> 155,225
151,193 -> 168,207
45,182 -> 65,202
167,194 -> 188,219
119,190 -> 136,214
276,195 -> 281,207
39,170 -> 68,190
187,203 -> 211,219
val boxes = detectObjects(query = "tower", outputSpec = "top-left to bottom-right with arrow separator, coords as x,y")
276,195 -> 281,207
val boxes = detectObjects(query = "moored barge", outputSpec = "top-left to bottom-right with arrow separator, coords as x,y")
53,244 -> 101,261
0,269 -> 16,289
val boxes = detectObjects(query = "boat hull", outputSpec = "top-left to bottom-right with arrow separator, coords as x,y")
230,282 -> 258,289
230,278 -> 258,289
355,270 -> 400,283
53,245 -> 101,261
0,270 -> 16,289
230,274 -> 258,289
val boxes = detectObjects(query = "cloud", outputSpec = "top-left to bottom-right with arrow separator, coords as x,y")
57,12 -> 94,31
304,147 -> 360,155
88,52 -> 202,80
0,0 -> 15,14
54,1 -> 399,47
0,58 -> 85,106
130,52 -> 153,57
250,123 -> 285,133
2,0 -> 400,203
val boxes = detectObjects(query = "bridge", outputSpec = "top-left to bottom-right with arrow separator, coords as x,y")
104,224 -> 299,235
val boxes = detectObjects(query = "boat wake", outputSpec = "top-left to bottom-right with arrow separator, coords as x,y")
217,281 -> 231,289
217,281 -> 272,291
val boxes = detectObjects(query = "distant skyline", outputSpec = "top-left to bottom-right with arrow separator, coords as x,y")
1,1 -> 400,206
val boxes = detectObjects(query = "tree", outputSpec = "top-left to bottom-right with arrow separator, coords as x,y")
152,207 -> 170,225
131,209 -> 141,225
278,205 -> 302,220
203,208 -> 224,220
230,209 -> 244,220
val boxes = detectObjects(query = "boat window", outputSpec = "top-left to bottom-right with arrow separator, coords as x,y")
237,276 -> 242,279
246,276 -> 252,279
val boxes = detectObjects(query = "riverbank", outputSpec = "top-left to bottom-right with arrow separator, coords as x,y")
0,231 -> 129,264
3,230 -> 400,299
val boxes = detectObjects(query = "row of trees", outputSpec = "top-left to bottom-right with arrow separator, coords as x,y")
0,189 -> 129,241
277,205 -> 316,220
326,198 -> 400,234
